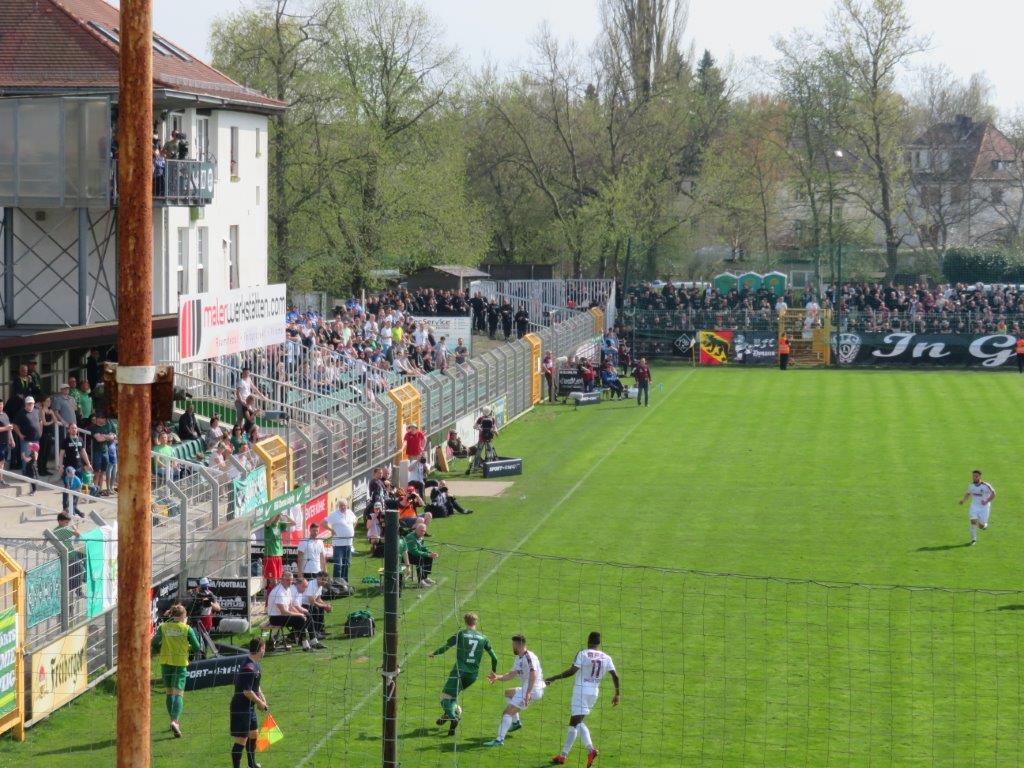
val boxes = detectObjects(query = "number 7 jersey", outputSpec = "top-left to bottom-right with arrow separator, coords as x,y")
574,649 -> 616,691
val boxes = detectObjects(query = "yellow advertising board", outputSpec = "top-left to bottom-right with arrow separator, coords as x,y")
30,627 -> 88,720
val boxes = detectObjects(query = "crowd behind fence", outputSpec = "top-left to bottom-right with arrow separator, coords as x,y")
0,307 -> 602,724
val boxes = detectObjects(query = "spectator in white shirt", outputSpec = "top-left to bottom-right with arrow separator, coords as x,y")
325,500 -> 357,584
299,572 -> 332,639
407,454 -> 428,497
267,571 -> 313,651
296,523 -> 327,578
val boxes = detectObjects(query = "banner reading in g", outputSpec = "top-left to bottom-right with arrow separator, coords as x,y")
698,330 -> 733,365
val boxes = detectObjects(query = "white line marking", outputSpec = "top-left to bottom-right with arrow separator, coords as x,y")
298,367 -> 694,766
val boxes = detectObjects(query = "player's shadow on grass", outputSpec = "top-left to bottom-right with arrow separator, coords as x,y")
34,738 -> 118,755
915,542 -> 973,552
427,738 -> 490,753
995,604 -> 1024,611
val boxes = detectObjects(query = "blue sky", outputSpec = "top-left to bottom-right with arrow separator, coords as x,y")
148,1 -> 1024,113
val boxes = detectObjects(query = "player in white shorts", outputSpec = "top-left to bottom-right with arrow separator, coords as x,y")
959,469 -> 996,546
483,634 -> 545,747
544,631 -> 620,767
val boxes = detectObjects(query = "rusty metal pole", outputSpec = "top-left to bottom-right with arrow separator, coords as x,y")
116,3 -> 153,768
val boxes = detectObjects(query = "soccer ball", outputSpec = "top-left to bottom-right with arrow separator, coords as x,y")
455,705 -> 463,718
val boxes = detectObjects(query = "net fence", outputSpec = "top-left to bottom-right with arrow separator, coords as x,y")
4,540 -> 1024,767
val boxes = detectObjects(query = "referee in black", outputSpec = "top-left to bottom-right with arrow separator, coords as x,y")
230,637 -> 268,768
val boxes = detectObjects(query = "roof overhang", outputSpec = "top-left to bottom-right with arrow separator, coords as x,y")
0,314 -> 178,355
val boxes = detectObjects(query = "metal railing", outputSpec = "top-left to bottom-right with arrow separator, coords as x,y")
0,307 -> 601,726
111,158 -> 215,207
473,278 -> 616,331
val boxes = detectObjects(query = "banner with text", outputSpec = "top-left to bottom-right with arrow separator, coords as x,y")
179,283 -> 287,363
731,331 -> 778,365
698,330 -> 733,366
29,627 -> 88,721
233,467 -> 269,518
420,315 -> 473,354
26,560 -> 62,628
0,608 -> 17,718
833,332 -> 1021,369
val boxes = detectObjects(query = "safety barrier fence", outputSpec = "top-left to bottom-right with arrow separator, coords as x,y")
473,279 -> 616,332
0,306 -> 603,729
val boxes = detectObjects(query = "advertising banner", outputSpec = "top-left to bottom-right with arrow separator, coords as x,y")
185,577 -> 249,623
29,627 -> 88,720
184,652 -> 248,692
0,608 -> 16,718
833,332 -> 1020,369
26,560 -> 62,628
327,481 -> 353,515
233,467 -> 269,518
285,492 -> 327,547
698,330 -> 733,365
420,316 -> 473,354
178,283 -> 287,363
731,331 -> 777,365
252,485 -> 307,528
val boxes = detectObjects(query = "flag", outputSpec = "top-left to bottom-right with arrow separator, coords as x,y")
81,524 -> 118,618
256,713 -> 284,752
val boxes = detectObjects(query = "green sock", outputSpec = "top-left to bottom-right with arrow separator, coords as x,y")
165,694 -> 174,718
171,695 -> 184,720
442,699 -> 458,719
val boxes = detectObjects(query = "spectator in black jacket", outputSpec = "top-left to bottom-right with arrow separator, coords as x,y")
177,403 -> 201,442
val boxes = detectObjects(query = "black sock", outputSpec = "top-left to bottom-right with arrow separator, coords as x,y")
246,737 -> 258,767
231,742 -> 244,768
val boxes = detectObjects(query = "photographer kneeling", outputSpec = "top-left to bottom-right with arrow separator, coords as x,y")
428,480 -> 473,517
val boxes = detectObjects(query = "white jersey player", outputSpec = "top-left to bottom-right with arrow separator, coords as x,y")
545,632 -> 621,767
959,469 -> 996,545
484,634 -> 545,748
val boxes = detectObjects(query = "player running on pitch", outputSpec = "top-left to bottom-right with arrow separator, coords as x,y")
544,631 -> 620,766
428,612 -> 498,736
483,634 -> 545,747
960,469 -> 996,546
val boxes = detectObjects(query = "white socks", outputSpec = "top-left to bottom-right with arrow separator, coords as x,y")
577,722 -> 593,750
562,726 -> 578,755
497,714 -> 513,741
971,522 -> 977,542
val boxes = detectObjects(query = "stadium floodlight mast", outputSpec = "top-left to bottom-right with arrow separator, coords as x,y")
116,2 -> 155,767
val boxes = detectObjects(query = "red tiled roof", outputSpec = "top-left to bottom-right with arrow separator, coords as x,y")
0,0 -> 285,112
909,118 -> 1016,182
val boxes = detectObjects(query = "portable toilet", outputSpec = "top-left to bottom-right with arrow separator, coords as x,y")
737,271 -> 762,292
713,272 -> 738,294
762,271 -> 787,298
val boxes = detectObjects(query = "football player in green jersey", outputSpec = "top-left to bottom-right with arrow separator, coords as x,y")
429,612 -> 499,735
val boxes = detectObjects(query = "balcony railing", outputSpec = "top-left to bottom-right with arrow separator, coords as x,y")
110,158 -> 215,207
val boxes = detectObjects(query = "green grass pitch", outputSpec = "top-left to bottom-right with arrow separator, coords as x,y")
5,366 -> 1024,767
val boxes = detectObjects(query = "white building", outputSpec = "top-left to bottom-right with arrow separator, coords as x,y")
0,0 -> 284,385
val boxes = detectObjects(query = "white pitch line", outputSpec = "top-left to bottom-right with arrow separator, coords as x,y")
298,367 -> 695,767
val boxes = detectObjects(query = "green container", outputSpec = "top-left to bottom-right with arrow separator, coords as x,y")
712,272 -> 738,294
738,271 -> 763,292
762,271 -> 787,298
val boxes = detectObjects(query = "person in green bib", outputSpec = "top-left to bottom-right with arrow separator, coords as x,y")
429,612 -> 499,736
152,603 -> 202,738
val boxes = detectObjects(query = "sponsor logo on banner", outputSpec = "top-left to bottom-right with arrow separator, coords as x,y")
421,316 -> 473,354
184,653 -> 248,692
698,330 -> 733,365
178,284 -> 287,363
327,482 -> 353,514
674,333 -> 695,355
0,608 -> 17,718
833,332 -> 1019,368
30,627 -> 88,720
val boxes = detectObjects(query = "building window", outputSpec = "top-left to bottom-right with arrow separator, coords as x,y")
920,186 -> 941,208
255,128 -> 262,157
195,117 -> 210,162
230,127 -> 239,177
992,187 -> 1004,204
197,227 -> 208,293
950,186 -> 964,205
228,225 -> 240,289
176,227 -> 189,296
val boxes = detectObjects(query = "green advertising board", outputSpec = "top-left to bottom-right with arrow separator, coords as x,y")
26,560 -> 62,628
252,485 -> 308,527
0,607 -> 17,717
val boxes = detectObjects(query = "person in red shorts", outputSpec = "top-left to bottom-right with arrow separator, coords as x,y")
403,423 -> 426,459
262,511 -> 294,589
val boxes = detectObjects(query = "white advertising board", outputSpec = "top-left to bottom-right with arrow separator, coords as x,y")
178,284 -> 287,363
419,315 -> 473,354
